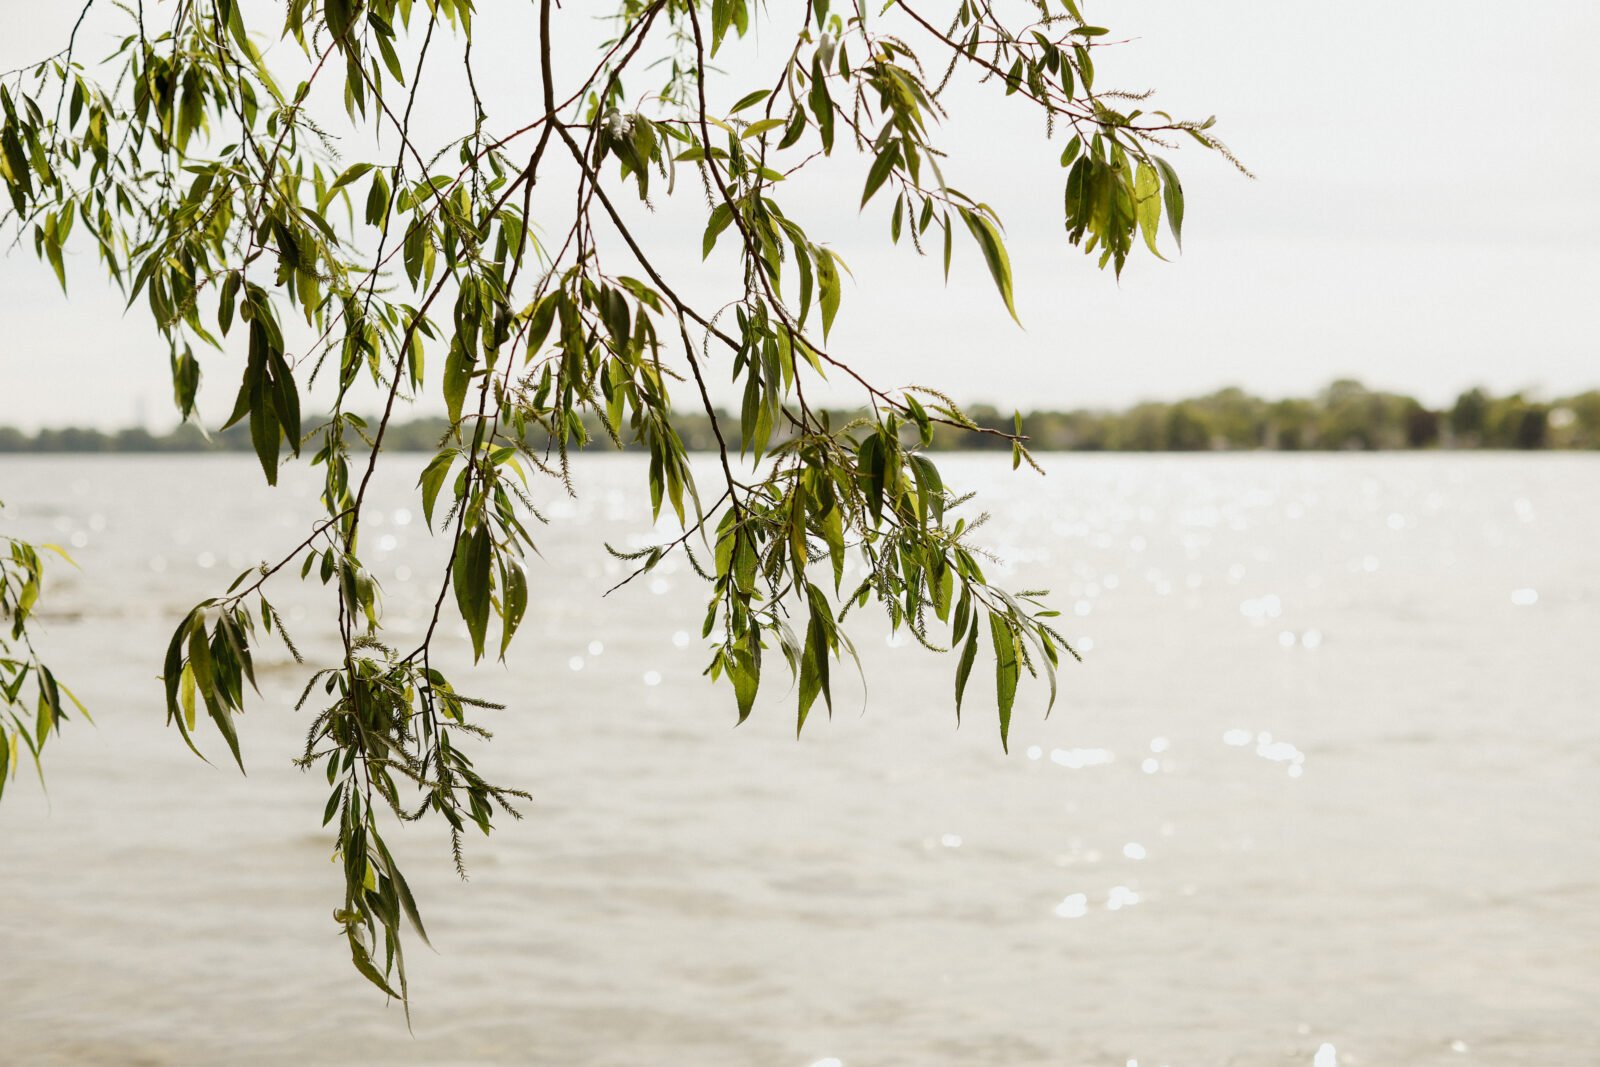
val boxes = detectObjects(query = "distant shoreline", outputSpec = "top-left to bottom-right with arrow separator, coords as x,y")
4,381 -> 1596,453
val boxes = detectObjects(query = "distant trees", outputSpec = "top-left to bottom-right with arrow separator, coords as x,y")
993,383 -> 1597,452
1451,388 -> 1490,444
5,383 -> 1598,454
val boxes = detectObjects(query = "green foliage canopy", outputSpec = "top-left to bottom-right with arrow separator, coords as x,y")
0,0 -> 1233,1007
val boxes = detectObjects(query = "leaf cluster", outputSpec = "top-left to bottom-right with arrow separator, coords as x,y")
0,0 -> 1234,1008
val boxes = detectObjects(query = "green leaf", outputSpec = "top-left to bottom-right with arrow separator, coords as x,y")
817,249 -> 840,339
319,161 -> 373,211
372,832 -> 431,947
821,503 -> 845,590
702,202 -> 734,259
960,208 -> 1020,324
777,108 -> 806,149
1134,161 -> 1164,259
190,617 -> 244,771
443,341 -> 472,424
347,934 -> 401,1000
808,57 -> 835,153
218,272 -> 241,336
954,615 -> 979,721
988,613 -> 1019,752
797,587 -> 833,735
453,526 -> 493,662
741,117 -> 785,140
730,644 -> 760,724
908,453 -> 943,525
500,560 -> 527,657
860,143 -> 899,208
1154,156 -> 1184,250
417,449 -> 455,528
523,292 -> 559,359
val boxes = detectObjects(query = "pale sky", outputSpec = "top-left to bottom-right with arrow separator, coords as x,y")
0,0 -> 1595,431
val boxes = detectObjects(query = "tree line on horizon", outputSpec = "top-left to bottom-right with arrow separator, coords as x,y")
3,380 -> 1597,454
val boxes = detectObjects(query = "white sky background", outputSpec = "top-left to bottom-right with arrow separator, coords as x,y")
0,0 -> 1595,431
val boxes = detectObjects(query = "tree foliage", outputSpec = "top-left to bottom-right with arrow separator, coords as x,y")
0,0 -> 1234,1008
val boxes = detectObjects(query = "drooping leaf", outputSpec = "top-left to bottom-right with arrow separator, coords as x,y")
452,525 -> 493,662
988,612 -> 1019,752
1154,155 -> 1184,249
1134,161 -> 1165,259
960,208 -> 1020,324
500,560 -> 527,658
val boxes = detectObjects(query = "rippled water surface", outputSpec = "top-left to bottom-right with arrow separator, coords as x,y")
2,453 -> 1596,1065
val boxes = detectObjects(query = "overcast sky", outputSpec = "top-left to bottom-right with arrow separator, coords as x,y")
1,0 -> 1595,431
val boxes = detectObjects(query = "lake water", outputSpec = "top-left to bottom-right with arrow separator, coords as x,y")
1,453 -> 1596,1066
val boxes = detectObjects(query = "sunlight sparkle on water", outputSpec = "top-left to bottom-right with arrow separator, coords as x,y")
1313,1043 -> 1338,1067
809,1059 -> 844,1067
672,629 -> 690,647
1053,893 -> 1088,918
1106,885 -> 1141,911
568,657 -> 584,671
1240,594 -> 1283,620
1510,588 -> 1539,606
1026,746 -> 1043,760
1256,734 -> 1306,770
588,640 -> 604,656
1123,842 -> 1147,860
643,670 -> 662,686
1051,748 -> 1113,769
